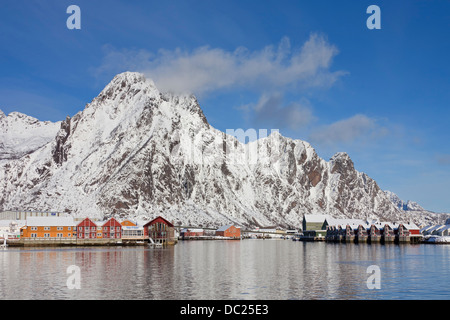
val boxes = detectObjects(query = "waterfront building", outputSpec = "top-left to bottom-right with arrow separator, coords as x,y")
342,224 -> 355,242
143,216 -> 177,245
420,225 -> 434,235
400,222 -> 422,243
379,223 -> 395,243
302,215 -> 329,239
216,225 -> 241,239
0,220 -> 25,238
429,225 -> 446,235
20,217 -> 75,238
180,228 -> 204,238
324,218 -> 368,242
303,215 -> 329,231
122,225 -> 145,240
435,225 -> 450,236
77,218 -> 98,239
101,218 -> 122,239
355,224 -> 369,243
368,224 -> 382,243
395,223 -> 412,243
121,219 -> 137,227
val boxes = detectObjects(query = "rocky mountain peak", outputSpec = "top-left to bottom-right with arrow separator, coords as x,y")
0,73 -> 441,227
329,152 -> 354,174
89,72 -> 157,109
384,190 -> 426,212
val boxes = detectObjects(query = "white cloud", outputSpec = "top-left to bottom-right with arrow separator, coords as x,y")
94,33 -> 345,96
250,93 -> 315,131
309,114 -> 389,146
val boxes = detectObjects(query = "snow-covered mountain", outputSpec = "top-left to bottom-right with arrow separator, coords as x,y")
384,190 -> 449,225
384,190 -> 425,212
0,110 -> 60,160
0,72 -> 441,227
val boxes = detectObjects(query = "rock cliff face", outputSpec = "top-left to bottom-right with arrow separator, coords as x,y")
0,72 -> 438,227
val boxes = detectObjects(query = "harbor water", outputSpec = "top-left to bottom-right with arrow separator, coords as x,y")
0,239 -> 449,300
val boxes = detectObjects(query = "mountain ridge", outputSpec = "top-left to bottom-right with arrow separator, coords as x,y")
0,72 -> 442,227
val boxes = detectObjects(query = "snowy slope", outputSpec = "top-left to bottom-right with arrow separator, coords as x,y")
384,190 -> 447,225
0,72 -> 441,227
0,110 -> 60,160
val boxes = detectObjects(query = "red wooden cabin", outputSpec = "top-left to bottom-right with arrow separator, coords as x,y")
216,225 -> 241,239
368,224 -> 381,243
77,218 -> 98,239
355,225 -> 368,243
102,218 -> 122,239
143,216 -> 176,245
381,223 -> 395,243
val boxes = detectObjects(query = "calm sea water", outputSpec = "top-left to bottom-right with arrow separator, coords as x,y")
0,240 -> 449,300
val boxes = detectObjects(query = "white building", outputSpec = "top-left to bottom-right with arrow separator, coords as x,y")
121,225 -> 145,240
435,225 -> 450,237
0,220 -> 26,238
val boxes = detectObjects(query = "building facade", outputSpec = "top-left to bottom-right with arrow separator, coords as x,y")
77,218 -> 97,239
216,225 -> 241,238
143,216 -> 176,245
20,217 -> 75,238
101,218 -> 122,239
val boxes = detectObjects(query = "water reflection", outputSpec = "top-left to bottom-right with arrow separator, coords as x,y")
0,241 -> 449,299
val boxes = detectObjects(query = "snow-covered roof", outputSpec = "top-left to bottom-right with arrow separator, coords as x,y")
439,225 -> 450,231
304,215 -> 329,223
375,222 -> 396,229
217,224 -> 235,231
401,222 -> 420,230
420,225 -> 434,232
428,225 -> 445,232
326,217 -> 368,229
181,228 -> 203,232
26,216 -> 75,227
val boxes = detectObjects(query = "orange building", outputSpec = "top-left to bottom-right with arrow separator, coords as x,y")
20,217 -> 76,238
121,219 -> 137,227
216,225 -> 241,239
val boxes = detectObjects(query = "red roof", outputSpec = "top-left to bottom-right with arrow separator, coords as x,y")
143,216 -> 174,228
77,217 -> 97,227
102,217 -> 121,226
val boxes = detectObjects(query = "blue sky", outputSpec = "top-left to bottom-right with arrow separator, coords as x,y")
0,0 -> 449,212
